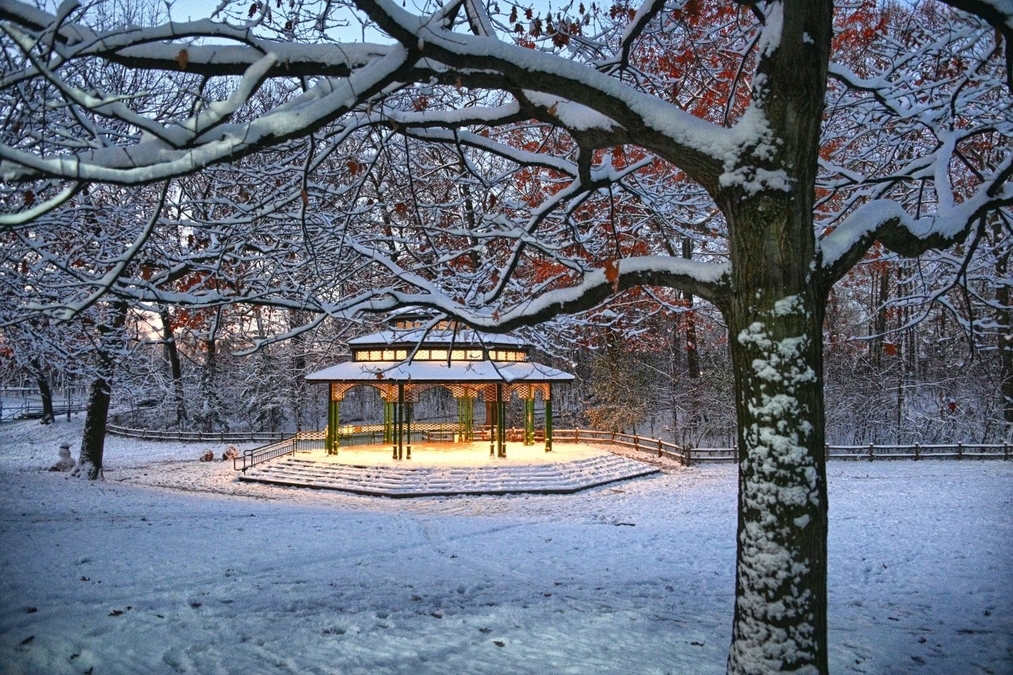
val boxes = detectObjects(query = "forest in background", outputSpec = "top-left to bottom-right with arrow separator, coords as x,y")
3,268 -> 1005,447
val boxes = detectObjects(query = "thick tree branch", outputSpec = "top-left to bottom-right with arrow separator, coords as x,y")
0,0 -> 386,78
819,155 -> 1013,287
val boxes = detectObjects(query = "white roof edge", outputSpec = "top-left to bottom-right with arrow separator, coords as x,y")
306,359 -> 574,383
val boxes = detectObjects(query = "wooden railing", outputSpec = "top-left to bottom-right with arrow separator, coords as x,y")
687,442 -> 1013,463
552,430 -> 1013,466
825,442 -> 1012,462
107,424 -> 289,444
552,429 -> 690,464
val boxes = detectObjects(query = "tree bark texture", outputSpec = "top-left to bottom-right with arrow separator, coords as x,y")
720,3 -> 832,671
73,374 -> 112,480
31,358 -> 55,425
726,289 -> 828,675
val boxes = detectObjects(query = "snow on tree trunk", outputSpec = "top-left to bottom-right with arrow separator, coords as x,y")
727,292 -> 828,675
73,374 -> 112,480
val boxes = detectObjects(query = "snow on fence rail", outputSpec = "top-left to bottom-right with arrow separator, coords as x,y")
825,442 -> 1012,461
106,424 -> 288,444
644,442 -> 1012,464
553,429 -> 689,464
549,431 -> 1012,465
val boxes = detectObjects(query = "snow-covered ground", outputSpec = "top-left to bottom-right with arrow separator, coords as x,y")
1,417 -> 1010,674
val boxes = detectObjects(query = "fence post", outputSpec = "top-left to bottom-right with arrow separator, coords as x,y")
684,446 -> 691,467
957,442 -> 963,460
1005,442 -> 1009,461
634,434 -> 639,452
824,444 -> 829,462
657,439 -> 663,458
575,429 -> 579,444
914,443 -> 920,461
868,443 -> 874,462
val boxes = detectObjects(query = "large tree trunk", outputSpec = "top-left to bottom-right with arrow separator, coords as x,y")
721,172 -> 830,675
720,3 -> 833,671
73,374 -> 112,479
726,287 -> 829,674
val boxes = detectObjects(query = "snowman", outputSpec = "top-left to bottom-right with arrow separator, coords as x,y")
49,442 -> 76,472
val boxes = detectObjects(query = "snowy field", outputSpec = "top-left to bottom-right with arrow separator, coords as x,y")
1,417 -> 1010,675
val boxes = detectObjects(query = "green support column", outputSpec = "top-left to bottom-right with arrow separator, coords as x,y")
325,390 -> 341,455
544,391 -> 553,453
383,400 -> 394,444
406,400 -> 413,460
392,400 -> 399,459
489,398 -> 496,457
457,396 -> 474,443
330,399 -> 341,455
466,396 -> 474,441
497,383 -> 506,458
524,398 -> 535,446
325,396 -> 334,455
396,383 -> 405,460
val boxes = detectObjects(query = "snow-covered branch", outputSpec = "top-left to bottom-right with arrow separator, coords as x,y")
819,152 -> 1013,285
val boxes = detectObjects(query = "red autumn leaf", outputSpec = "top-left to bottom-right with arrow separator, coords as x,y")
175,49 -> 188,71
604,258 -> 620,292
883,342 -> 897,356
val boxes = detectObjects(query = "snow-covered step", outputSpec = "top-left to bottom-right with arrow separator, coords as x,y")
238,453 -> 659,497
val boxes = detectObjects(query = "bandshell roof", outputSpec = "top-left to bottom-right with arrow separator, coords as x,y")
306,359 -> 573,384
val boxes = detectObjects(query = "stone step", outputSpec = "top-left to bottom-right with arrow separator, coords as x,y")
239,453 -> 659,497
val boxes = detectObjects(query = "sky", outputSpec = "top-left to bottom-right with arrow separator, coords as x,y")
1,416 -> 1011,674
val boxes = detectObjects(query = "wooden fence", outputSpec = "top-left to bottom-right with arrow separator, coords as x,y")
553,428 -> 689,463
104,421 -> 1012,470
106,424 -> 289,444
553,430 -> 1012,466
